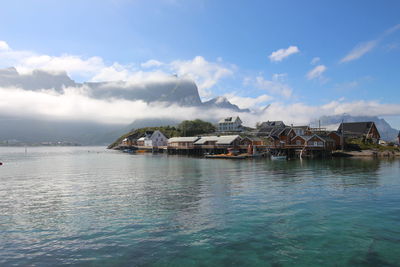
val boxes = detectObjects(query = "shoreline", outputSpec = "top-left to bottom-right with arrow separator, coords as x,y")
333,150 -> 400,158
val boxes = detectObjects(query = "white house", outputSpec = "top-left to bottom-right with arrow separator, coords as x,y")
142,130 -> 168,147
217,116 -> 243,132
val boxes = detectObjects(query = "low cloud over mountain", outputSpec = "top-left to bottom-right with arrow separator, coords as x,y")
0,66 -> 399,144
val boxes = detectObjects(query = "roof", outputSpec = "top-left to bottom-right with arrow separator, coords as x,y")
337,122 -> 376,136
292,134 -> 330,142
267,135 -> 280,140
137,137 -> 145,141
242,136 -> 262,141
257,121 -> 286,135
259,121 -> 285,127
168,136 -> 200,143
194,135 -> 241,145
292,126 -> 309,130
218,116 -> 241,124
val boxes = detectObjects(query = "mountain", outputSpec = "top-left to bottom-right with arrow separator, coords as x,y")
0,67 -> 248,109
0,67 -> 249,145
319,115 -> 399,141
0,67 -> 76,92
85,78 -> 203,106
203,96 -> 250,112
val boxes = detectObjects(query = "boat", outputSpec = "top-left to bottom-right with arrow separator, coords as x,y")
271,155 -> 287,160
122,148 -> 136,154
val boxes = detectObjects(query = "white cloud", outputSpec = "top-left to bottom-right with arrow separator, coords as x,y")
90,63 -> 132,82
255,76 -> 292,98
170,56 -> 234,98
224,93 -> 272,109
310,57 -> 320,65
306,65 -> 327,80
272,73 -> 287,82
0,42 -> 234,98
141,59 -> 164,68
340,23 -> 400,63
269,46 -> 299,62
1,85 -> 399,127
0,41 -> 10,50
340,40 -> 378,63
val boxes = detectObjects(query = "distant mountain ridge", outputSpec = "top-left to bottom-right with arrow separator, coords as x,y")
0,67 -> 248,144
319,115 -> 399,141
1,67 -> 399,145
203,96 -> 250,112
0,67 -> 247,110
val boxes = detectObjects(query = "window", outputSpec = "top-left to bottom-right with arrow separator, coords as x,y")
296,140 -> 302,145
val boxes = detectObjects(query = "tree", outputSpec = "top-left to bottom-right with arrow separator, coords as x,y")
178,119 -> 216,137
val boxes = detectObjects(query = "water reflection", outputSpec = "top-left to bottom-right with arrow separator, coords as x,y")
1,148 -> 400,266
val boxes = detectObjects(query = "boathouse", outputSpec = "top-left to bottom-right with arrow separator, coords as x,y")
194,135 -> 242,148
168,136 -> 201,149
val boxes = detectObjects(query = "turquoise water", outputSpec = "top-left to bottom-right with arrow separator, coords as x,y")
0,146 -> 399,266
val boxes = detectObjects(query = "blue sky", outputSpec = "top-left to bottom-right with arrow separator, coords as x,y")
1,0 -> 400,127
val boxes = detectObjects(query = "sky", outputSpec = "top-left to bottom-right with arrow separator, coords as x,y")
0,0 -> 400,127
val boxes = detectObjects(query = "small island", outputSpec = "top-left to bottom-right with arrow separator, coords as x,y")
109,117 -> 400,159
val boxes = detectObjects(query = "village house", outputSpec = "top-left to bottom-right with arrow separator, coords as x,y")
138,130 -> 168,147
240,136 -> 264,146
167,136 -> 201,149
194,135 -> 242,148
291,126 -> 311,136
337,122 -> 380,144
256,121 -> 286,136
137,137 -> 145,146
217,116 -> 243,132
291,134 -> 336,151
121,134 -> 138,147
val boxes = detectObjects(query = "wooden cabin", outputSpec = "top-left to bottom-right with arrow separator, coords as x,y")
337,122 -> 380,144
168,137 -> 201,149
194,135 -> 242,148
291,134 -> 335,151
240,136 -> 264,146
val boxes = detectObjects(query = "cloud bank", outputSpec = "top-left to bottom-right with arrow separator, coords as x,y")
0,41 -> 232,98
1,84 -> 399,127
0,40 -> 399,128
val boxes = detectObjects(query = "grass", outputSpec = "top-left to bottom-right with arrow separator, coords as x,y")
346,138 -> 400,152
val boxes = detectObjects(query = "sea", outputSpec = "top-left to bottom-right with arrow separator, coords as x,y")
0,146 -> 399,266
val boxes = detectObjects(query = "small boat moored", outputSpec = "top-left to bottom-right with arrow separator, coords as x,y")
271,155 -> 287,160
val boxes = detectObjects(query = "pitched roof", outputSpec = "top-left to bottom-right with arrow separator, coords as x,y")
194,135 -> 241,145
218,116 -> 241,124
168,137 -> 200,143
260,121 -> 285,127
242,136 -> 262,142
292,134 -> 330,142
338,122 -> 377,136
257,121 -> 286,135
